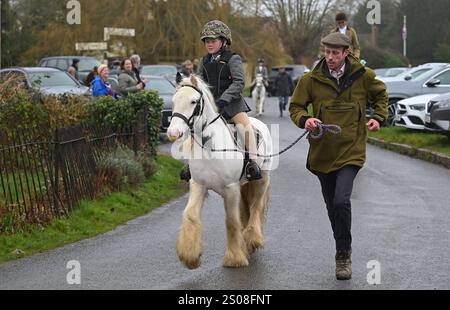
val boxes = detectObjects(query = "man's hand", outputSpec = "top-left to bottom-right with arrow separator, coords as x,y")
367,119 -> 381,132
305,118 -> 322,132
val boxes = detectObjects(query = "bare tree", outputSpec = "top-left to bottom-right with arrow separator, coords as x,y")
262,0 -> 336,62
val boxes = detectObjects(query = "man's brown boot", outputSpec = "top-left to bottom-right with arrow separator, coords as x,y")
335,250 -> 352,280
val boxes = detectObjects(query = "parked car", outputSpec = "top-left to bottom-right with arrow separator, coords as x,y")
267,65 -> 309,96
0,67 -> 90,97
378,63 -> 447,83
141,65 -> 177,85
394,94 -> 441,130
144,76 -> 176,132
374,68 -> 389,77
383,63 -> 450,125
39,56 -> 102,85
424,92 -> 450,138
375,67 -> 410,78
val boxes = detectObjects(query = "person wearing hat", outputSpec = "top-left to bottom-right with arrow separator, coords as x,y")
289,32 -> 388,280
92,64 -> 117,98
179,20 -> 262,182
250,58 -> 269,98
318,12 -> 361,60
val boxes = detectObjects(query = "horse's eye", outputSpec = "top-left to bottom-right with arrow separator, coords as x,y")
191,100 -> 197,105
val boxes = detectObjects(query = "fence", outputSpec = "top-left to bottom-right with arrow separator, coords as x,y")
0,107 -> 149,230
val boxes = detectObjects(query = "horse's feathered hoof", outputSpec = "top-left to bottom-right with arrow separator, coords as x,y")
180,256 -> 201,270
223,250 -> 249,268
243,227 -> 265,255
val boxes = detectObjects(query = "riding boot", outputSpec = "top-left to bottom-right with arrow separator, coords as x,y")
246,159 -> 262,181
180,164 -> 191,181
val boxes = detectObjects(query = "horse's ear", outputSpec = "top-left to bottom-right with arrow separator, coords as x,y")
190,75 -> 198,88
176,72 -> 183,85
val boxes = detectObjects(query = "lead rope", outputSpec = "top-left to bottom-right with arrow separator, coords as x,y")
191,123 -> 342,159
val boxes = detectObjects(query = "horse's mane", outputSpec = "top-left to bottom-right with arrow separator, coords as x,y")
179,75 -> 218,113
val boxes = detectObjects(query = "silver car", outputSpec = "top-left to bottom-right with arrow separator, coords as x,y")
0,67 -> 91,96
383,63 -> 450,125
424,92 -> 450,138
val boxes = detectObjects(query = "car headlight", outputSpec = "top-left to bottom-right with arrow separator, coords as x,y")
410,104 -> 425,111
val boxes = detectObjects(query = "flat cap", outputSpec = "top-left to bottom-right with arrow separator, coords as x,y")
321,32 -> 351,48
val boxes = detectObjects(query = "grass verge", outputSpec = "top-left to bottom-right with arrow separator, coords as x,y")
0,155 -> 187,265
369,126 -> 450,156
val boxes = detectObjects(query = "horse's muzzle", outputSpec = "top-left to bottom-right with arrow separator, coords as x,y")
167,129 -> 183,142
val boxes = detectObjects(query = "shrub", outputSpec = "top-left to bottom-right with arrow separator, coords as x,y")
97,146 -> 146,191
136,151 -> 156,178
86,90 -> 164,157
0,76 -> 90,136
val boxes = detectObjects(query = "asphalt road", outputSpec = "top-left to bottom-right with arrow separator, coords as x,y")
1,97 -> 449,290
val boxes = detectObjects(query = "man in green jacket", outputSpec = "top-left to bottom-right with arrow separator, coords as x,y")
289,32 -> 388,280
318,12 -> 361,60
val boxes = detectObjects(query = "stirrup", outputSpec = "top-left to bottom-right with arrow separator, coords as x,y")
245,160 -> 262,181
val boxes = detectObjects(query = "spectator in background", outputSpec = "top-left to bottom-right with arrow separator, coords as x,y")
318,12 -> 361,60
92,64 -> 117,98
67,66 -> 78,80
85,66 -> 98,88
181,59 -> 194,77
130,54 -> 146,88
118,58 -> 144,97
275,66 -> 294,118
193,58 -> 200,74
249,58 -> 269,98
109,59 -> 122,78
68,58 -> 80,81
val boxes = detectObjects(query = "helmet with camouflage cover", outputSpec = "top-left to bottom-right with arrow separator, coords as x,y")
200,20 -> 232,45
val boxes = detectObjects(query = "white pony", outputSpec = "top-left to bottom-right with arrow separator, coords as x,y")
251,73 -> 266,117
167,74 -> 273,269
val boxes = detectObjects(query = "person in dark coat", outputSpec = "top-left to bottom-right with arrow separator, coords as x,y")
275,66 -> 294,117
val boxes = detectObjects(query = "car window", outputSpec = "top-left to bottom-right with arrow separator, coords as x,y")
78,58 -> 101,72
29,71 -> 79,87
385,68 -> 407,77
410,68 -> 432,79
46,59 -> 58,68
144,78 -> 175,95
56,59 -> 68,70
433,70 -> 450,85
141,66 -> 177,76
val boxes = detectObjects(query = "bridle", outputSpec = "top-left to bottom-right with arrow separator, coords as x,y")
171,84 -> 222,133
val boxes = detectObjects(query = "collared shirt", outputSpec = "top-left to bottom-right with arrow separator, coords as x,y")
329,62 -> 346,85
210,53 -> 221,62
339,27 -> 347,35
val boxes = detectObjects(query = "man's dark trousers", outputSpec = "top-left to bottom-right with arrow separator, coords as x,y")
316,165 -> 360,252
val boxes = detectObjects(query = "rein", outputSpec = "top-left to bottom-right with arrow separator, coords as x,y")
171,83 -> 341,159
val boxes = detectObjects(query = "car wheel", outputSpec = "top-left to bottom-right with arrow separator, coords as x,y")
387,99 -> 399,127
